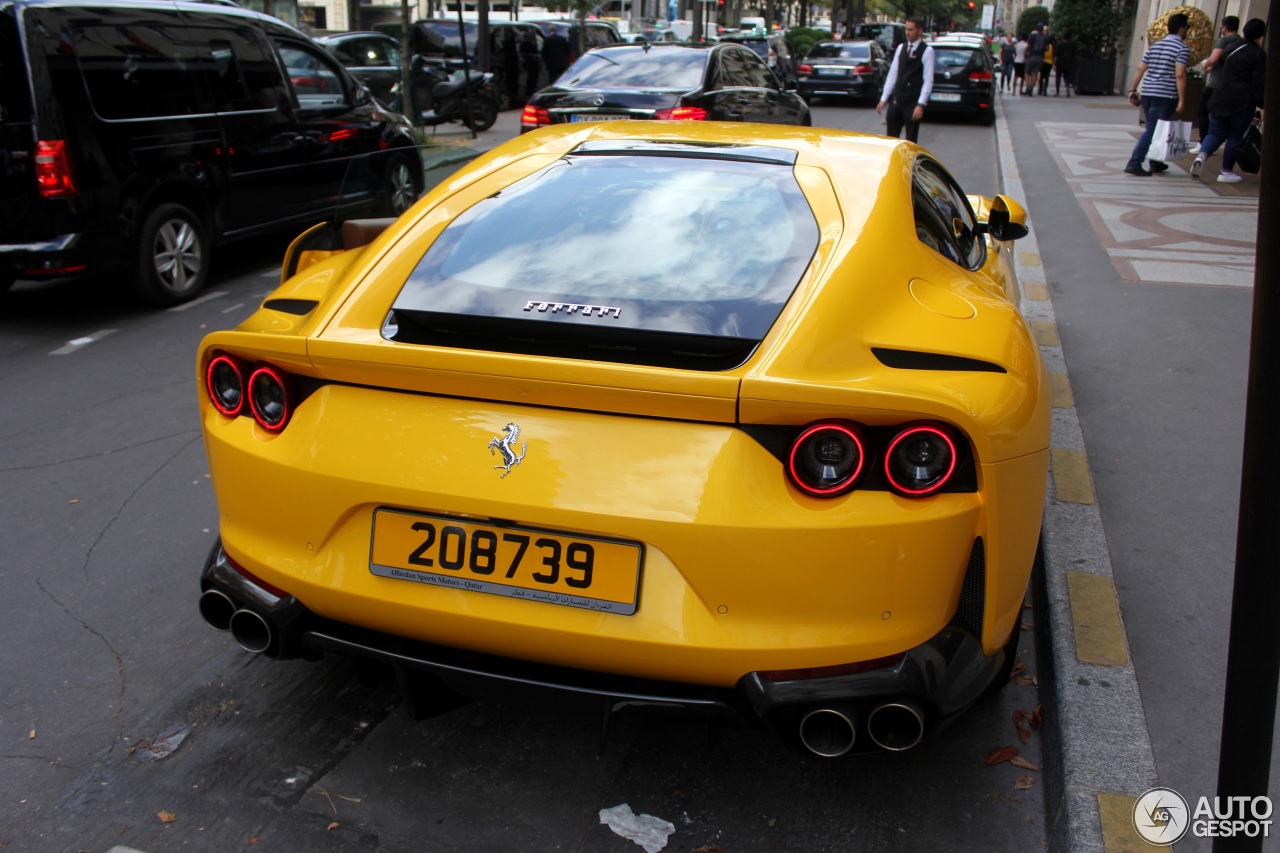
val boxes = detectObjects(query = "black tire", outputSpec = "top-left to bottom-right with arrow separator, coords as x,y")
380,153 -> 422,217
980,108 -> 996,126
132,202 -> 209,306
0,273 -> 13,296
464,95 -> 499,132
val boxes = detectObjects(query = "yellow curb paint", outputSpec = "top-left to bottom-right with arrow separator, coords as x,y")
1050,373 -> 1074,408
1069,572 -> 1129,666
1032,320 -> 1061,347
1023,281 -> 1050,301
1097,793 -> 1156,852
1052,448 -> 1096,504
1019,251 -> 1042,266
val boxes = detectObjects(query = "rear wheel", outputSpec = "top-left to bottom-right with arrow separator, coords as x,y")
380,153 -> 422,217
980,107 -> 996,126
132,203 -> 208,306
464,94 -> 499,132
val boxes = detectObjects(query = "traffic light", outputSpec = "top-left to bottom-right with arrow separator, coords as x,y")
967,2 -> 975,7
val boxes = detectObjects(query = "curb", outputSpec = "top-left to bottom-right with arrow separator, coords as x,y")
993,98 -> 1161,852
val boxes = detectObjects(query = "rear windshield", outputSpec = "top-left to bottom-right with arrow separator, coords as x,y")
807,43 -> 870,60
392,152 -> 818,341
0,9 -> 32,122
934,48 -> 983,74
730,38 -> 769,59
558,48 -> 706,90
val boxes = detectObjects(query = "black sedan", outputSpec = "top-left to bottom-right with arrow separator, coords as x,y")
520,43 -> 810,132
796,40 -> 889,104
315,32 -> 404,106
926,39 -> 997,125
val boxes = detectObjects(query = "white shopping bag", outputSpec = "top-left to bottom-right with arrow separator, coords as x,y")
1147,119 -> 1192,162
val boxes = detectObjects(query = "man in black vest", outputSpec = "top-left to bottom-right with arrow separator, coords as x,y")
875,17 -> 935,143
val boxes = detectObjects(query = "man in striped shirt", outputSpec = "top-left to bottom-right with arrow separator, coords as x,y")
1124,13 -> 1190,176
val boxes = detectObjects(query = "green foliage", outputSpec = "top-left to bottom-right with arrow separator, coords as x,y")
786,26 -> 832,55
1016,5 -> 1050,38
1050,0 -> 1134,58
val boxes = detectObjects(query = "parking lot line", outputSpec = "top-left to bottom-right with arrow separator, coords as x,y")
50,329 -> 116,355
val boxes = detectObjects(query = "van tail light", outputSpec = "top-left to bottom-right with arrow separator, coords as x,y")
787,422 -> 867,497
653,106 -> 707,121
35,140 -> 77,198
247,365 -> 294,432
798,63 -> 813,73
853,64 -> 873,74
521,105 -> 550,128
206,354 -> 247,417
884,423 -> 958,496
968,70 -> 994,81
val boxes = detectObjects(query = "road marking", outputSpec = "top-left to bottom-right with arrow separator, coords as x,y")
1049,373 -> 1074,408
1031,319 -> 1061,347
50,329 -> 117,355
1068,572 -> 1129,666
1022,280 -> 1050,301
1051,448 -> 1096,504
1019,251 -> 1042,266
221,303 -> 245,314
166,291 -> 227,312
1096,793 -> 1146,852
261,268 -> 281,278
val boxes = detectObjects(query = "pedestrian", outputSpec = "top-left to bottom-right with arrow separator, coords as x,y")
1000,33 -> 1016,92
1037,26 -> 1054,95
1190,18 -> 1265,182
541,28 -> 571,83
1024,23 -> 1047,96
1013,33 -> 1028,94
1054,31 -> 1077,95
1191,16 -> 1243,154
1123,12 -> 1189,176
876,17 -> 935,143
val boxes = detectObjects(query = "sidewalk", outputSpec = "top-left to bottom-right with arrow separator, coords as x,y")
996,91 -> 1264,852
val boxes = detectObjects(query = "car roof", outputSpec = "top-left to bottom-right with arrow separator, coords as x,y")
316,31 -> 397,41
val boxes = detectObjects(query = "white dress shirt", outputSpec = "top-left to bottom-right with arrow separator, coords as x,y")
879,39 -> 936,106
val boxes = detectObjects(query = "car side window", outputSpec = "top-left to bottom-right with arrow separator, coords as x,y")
189,24 -> 285,113
275,42 -> 347,106
72,21 -> 202,119
717,50 -> 751,88
740,50 -> 777,89
912,159 -> 984,270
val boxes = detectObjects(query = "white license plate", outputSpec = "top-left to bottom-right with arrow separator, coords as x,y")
816,68 -> 848,77
572,113 -> 630,122
930,92 -> 962,102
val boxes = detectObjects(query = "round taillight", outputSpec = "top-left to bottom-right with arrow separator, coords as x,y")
206,355 -> 244,417
884,424 -> 958,496
788,422 -> 867,497
247,365 -> 292,431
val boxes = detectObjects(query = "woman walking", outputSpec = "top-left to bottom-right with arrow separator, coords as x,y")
1190,18 -> 1266,182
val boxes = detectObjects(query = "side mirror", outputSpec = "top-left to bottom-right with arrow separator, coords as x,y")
982,193 -> 1029,241
353,85 -> 371,106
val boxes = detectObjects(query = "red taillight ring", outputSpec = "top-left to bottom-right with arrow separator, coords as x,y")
247,365 -> 293,432
788,422 -> 867,498
884,424 -> 958,497
206,354 -> 245,417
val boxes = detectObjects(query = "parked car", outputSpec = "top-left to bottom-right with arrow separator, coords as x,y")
0,0 -> 418,304
927,39 -> 997,125
195,121 -> 1047,757
718,31 -> 797,85
520,43 -> 810,132
531,19 -> 623,63
796,40 -> 889,103
315,31 -> 404,106
851,22 -> 906,53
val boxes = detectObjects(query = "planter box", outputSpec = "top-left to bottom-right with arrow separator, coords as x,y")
1076,57 -> 1117,95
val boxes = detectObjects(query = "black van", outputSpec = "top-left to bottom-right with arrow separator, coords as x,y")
0,0 -> 418,305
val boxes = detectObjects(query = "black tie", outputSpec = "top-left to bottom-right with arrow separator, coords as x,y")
907,43 -> 915,58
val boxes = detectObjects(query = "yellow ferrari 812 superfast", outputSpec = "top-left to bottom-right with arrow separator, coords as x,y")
196,122 -> 1048,757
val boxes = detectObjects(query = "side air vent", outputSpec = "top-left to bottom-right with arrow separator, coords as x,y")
263,298 -> 319,316
953,537 -> 986,636
872,347 -> 1006,374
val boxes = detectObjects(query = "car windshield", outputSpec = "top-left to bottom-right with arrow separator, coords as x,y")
933,48 -> 981,72
557,48 -> 707,90
807,43 -> 870,60
391,151 -> 819,339
728,38 -> 769,59
419,20 -> 476,54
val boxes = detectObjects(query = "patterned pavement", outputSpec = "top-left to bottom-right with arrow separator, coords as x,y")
1036,119 -> 1261,289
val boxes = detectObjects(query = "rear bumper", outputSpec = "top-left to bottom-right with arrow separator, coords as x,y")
201,542 -> 1010,755
0,229 -> 129,279
797,78 -> 879,98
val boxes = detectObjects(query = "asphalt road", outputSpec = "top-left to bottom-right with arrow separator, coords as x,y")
0,103 -> 1048,852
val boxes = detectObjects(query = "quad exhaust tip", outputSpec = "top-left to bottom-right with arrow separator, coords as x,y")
229,608 -> 273,655
798,706 -> 857,758
867,701 -> 926,752
198,589 -> 236,633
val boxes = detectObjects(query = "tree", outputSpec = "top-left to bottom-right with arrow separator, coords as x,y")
1049,0 -> 1134,58
1016,5 -> 1050,39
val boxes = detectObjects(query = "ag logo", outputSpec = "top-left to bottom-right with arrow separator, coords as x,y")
1133,787 -> 1191,845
